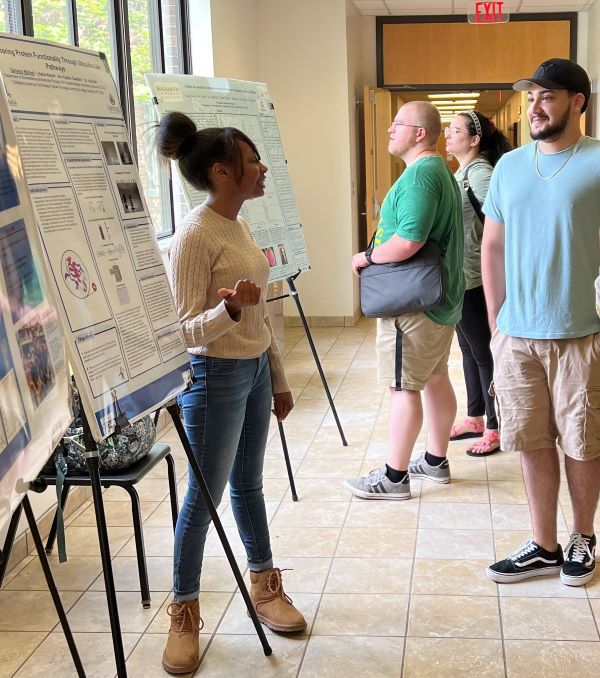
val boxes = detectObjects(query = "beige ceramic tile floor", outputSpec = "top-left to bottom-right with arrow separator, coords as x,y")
2,319 -> 600,676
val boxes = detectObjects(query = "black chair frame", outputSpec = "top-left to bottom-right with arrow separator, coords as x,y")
39,442 -> 178,608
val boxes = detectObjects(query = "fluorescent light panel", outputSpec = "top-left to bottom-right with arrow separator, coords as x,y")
436,109 -> 475,114
434,102 -> 476,107
429,92 -> 480,99
432,100 -> 478,107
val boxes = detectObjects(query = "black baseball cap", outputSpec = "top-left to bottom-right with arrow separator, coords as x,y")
513,58 -> 591,112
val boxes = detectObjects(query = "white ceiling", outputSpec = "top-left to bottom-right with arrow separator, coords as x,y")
350,0 -> 597,15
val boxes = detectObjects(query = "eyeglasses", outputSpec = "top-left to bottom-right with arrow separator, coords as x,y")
444,127 -> 469,136
392,122 -> 423,129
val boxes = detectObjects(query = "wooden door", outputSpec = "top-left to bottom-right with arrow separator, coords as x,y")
363,86 -> 394,242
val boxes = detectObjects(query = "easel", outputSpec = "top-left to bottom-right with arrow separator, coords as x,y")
0,494 -> 85,677
268,272 -> 348,475
278,420 -> 298,502
1,420 -> 151,677
6,392 -> 273,678
81,394 -> 273,676
80,408 -> 135,674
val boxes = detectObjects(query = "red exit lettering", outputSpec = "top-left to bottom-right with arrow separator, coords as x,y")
475,1 -> 504,23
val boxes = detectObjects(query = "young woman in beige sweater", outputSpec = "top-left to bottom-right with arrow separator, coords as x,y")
156,113 -> 305,675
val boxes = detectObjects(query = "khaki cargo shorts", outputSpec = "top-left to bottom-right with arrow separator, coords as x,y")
376,312 -> 455,391
491,330 -> 600,460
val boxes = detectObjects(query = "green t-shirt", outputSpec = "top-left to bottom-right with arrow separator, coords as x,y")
374,155 -> 465,325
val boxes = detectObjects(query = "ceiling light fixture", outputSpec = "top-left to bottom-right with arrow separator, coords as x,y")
429,92 -> 480,100
434,108 -> 476,114
432,100 -> 478,107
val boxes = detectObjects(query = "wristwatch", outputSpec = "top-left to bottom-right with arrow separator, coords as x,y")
364,247 -> 374,265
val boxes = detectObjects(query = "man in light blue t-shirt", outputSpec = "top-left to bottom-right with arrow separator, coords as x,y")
482,58 -> 600,587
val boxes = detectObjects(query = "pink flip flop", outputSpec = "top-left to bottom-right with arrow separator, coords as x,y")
450,418 -> 485,441
466,429 -> 501,457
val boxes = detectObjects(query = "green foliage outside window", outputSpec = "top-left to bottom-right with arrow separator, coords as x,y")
32,0 -> 153,95
31,0 -> 173,235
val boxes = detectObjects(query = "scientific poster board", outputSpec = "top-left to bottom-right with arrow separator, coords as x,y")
0,34 -> 192,442
0,82 -> 71,532
146,74 -> 310,283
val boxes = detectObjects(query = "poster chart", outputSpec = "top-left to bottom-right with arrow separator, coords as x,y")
146,74 -> 310,283
0,34 -> 192,442
0,83 -> 72,532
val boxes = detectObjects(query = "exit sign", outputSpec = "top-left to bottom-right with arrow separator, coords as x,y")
468,2 -> 510,23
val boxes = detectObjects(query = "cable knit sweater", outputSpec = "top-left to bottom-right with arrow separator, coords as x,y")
169,204 -> 289,394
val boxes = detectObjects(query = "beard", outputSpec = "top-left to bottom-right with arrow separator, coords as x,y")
529,108 -> 570,141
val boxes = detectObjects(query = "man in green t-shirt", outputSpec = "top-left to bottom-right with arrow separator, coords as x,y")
346,101 -> 464,501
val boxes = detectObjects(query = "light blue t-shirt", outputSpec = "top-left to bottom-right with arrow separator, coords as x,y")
483,136 -> 600,339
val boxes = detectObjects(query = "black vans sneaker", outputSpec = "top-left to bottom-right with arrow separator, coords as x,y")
561,533 -> 596,586
486,539 -> 563,583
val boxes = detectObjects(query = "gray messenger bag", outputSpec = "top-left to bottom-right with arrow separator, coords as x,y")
359,238 -> 446,318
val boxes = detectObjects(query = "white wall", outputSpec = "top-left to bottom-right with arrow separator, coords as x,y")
346,0 -> 366,311
205,0 -> 358,319
577,10 -> 588,71
0,489 -> 53,543
361,16 -> 377,87
210,0 -> 260,82
256,0 -> 356,319
585,5 -> 600,138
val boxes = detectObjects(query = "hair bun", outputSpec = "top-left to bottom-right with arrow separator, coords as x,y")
155,111 -> 197,160
173,131 -> 197,160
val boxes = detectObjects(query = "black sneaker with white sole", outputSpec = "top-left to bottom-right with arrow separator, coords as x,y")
561,533 -> 596,586
486,539 -> 564,583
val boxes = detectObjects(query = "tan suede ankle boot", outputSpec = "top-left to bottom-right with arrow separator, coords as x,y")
250,567 -> 306,633
162,598 -> 203,674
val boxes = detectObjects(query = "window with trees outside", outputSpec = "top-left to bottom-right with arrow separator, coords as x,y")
1,0 -> 190,238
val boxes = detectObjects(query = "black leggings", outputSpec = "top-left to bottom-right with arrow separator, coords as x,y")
456,285 -> 498,430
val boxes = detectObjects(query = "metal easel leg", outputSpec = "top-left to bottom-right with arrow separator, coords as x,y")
278,421 -> 298,501
22,495 -> 86,677
81,411 -> 128,677
286,275 -> 348,446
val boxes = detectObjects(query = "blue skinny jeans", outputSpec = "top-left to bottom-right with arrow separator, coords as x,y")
173,352 -> 274,601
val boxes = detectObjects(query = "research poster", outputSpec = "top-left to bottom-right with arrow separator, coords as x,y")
0,35 -> 192,442
0,83 -> 71,532
146,74 -> 310,283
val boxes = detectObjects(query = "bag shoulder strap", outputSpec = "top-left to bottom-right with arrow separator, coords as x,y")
462,161 -> 488,225
368,161 -> 458,258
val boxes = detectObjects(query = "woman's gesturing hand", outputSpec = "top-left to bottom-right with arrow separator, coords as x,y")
218,279 -> 261,318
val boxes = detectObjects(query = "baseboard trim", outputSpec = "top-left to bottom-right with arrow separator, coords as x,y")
3,485 -> 92,578
284,313 -> 360,328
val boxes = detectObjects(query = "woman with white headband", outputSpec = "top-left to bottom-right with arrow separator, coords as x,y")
444,110 -> 511,456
